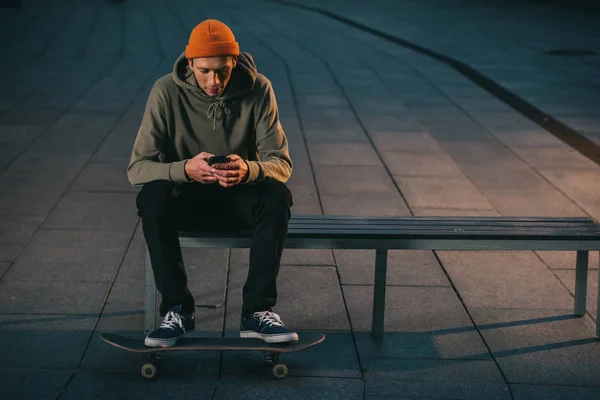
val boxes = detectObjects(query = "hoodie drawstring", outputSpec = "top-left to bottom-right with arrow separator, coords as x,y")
207,100 -> 231,130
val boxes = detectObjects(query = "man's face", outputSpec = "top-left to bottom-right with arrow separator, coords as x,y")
188,56 -> 237,98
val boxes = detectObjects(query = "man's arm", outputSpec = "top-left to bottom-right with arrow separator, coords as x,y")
245,80 -> 293,184
127,81 -> 191,187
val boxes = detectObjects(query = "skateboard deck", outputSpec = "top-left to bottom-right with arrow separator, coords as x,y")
100,332 -> 325,379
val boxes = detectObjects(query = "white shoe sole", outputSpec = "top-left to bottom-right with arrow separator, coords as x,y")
240,330 -> 299,343
144,335 -> 182,348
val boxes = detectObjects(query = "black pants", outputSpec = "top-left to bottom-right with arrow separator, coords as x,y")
136,179 -> 293,316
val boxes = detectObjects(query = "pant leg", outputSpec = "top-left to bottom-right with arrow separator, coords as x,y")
231,179 -> 293,315
136,180 -> 195,315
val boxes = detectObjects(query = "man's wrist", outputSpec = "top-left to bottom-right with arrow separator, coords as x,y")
241,160 -> 250,183
184,160 -> 193,182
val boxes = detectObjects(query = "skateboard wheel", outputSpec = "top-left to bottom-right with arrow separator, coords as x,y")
141,363 -> 157,379
272,364 -> 288,379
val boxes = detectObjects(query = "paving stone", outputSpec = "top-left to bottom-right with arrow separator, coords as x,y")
1,369 -> 73,400
213,376 -> 364,400
334,249 -> 449,286
303,126 -> 370,143
42,192 -> 138,231
471,309 -> 600,386
554,269 -> 598,318
382,151 -> 463,177
315,166 -> 398,195
281,249 -> 335,266
536,169 -> 600,220
511,384 -> 600,399
0,280 -> 112,314
439,251 -> 574,309
0,314 -> 96,369
0,175 -> 71,216
0,261 -> 9,277
0,215 -> 43,261
222,331 -> 361,378
321,193 -> 411,216
535,251 -> 599,270
60,371 -> 218,399
394,176 -> 494,210
70,161 -> 137,193
225,262 -> 350,331
345,285 -> 490,359
309,142 -> 382,166
412,208 -> 501,216
366,380 -> 511,400
481,187 -> 586,217
514,146 -> 597,170
3,230 -> 130,282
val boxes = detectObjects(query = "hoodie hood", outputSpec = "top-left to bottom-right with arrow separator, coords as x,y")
172,51 -> 257,102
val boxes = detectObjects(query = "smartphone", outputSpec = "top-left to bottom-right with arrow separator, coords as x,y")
208,156 -> 230,166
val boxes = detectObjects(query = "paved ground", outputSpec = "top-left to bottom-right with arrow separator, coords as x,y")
1,0 -> 600,399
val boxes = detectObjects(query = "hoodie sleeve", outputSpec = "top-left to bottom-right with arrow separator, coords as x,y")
127,80 -> 190,187
246,80 -> 293,184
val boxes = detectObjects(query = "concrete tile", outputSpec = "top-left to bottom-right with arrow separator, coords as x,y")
439,251 -> 574,309
511,384 -> 600,399
222,331 -> 361,378
225,263 -> 350,331
460,162 -> 546,190
334,250 -> 449,286
0,175 -> 70,216
321,193 -> 410,216
0,314 -> 96,368
315,166 -> 398,195
363,358 -> 505,383
471,309 -> 600,386
366,380 -> 511,400
42,192 -> 138,231
4,230 -> 131,282
537,169 -> 600,220
395,176 -> 494,210
412,208 -> 501,216
1,369 -> 73,400
0,261 -> 9,277
536,251 -> 599,270
278,248 -> 332,265
213,376 -> 364,400
515,146 -> 597,170
383,151 -> 463,177
309,142 -> 382,166
303,126 -> 369,143
482,187 -> 586,217
554,269 -> 598,318
70,161 -> 136,193
0,215 -> 43,261
60,371 -> 218,399
344,285 -> 489,359
0,280 -> 112,314
373,131 -> 437,154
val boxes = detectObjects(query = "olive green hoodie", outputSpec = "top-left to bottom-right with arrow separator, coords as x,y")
127,52 -> 292,187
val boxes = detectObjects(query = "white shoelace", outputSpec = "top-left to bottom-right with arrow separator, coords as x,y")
159,311 -> 185,332
253,311 -> 284,327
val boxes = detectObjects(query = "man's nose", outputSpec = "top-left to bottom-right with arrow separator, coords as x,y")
210,72 -> 220,85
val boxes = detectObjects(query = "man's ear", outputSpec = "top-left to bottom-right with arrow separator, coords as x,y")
231,56 -> 238,69
187,58 -> 194,69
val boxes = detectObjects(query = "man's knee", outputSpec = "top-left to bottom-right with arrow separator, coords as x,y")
136,180 -> 176,217
257,179 -> 293,210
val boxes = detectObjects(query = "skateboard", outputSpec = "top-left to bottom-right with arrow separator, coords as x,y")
100,332 -> 326,380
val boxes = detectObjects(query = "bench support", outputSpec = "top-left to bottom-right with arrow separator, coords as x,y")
372,250 -> 388,338
145,248 -> 156,335
574,250 -> 588,316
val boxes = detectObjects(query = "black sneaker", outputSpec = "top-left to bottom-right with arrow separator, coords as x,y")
144,305 -> 195,348
240,311 -> 298,343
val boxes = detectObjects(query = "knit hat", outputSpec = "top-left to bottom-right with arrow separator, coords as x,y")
185,19 -> 240,59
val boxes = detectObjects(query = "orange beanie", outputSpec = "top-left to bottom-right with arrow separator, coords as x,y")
185,19 -> 240,59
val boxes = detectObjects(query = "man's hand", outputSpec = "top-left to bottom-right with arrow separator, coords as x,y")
184,152 -> 218,184
211,154 -> 249,188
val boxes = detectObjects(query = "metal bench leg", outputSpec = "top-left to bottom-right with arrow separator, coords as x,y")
372,250 -> 388,338
597,252 -> 600,337
574,250 -> 588,316
145,247 -> 157,335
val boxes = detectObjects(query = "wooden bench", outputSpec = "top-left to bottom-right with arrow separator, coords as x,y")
144,215 -> 600,337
